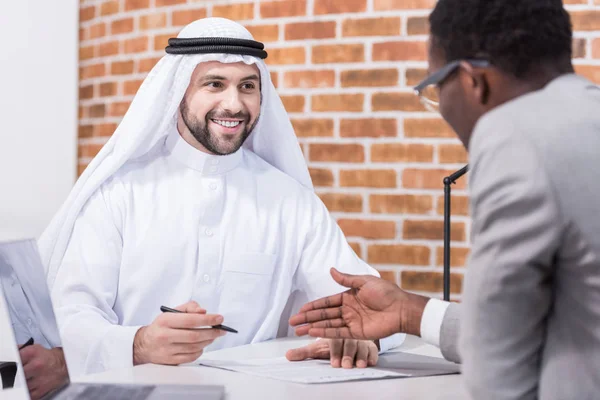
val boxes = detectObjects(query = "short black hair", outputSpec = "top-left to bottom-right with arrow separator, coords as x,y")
429,0 -> 573,78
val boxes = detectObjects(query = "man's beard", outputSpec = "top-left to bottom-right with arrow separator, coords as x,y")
179,98 -> 259,156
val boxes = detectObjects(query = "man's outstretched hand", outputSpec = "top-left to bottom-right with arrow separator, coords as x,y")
289,268 -> 430,340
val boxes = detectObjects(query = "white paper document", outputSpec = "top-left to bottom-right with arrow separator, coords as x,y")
197,357 -> 409,384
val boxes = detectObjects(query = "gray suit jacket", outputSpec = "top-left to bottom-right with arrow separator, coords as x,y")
441,74 -> 600,400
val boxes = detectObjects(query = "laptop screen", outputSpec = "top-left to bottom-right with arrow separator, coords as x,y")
0,239 -> 70,398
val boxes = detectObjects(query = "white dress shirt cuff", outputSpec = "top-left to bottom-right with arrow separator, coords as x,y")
420,298 -> 450,347
378,333 -> 406,354
99,325 -> 143,372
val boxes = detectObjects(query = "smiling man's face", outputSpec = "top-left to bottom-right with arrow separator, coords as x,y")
178,61 -> 261,155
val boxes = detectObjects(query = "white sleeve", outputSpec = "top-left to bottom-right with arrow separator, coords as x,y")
420,298 -> 450,348
52,185 -> 141,376
295,194 -> 405,352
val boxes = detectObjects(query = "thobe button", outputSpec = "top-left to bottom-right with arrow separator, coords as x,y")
203,274 -> 210,283
205,228 -> 213,236
27,318 -> 33,326
211,159 -> 219,165
209,183 -> 217,190
209,166 -> 218,173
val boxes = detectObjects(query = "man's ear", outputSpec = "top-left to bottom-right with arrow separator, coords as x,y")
459,61 -> 490,106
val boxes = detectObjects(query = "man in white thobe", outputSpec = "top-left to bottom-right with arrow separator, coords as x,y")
39,18 -> 403,376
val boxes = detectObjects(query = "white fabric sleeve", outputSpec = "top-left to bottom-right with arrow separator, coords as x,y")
420,298 -> 451,348
51,184 -> 135,376
294,193 -> 405,352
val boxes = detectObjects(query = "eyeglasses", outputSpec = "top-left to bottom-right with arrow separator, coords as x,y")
414,59 -> 490,113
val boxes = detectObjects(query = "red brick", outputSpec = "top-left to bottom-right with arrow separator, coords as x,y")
570,11 -> 600,31
89,104 -> 106,118
407,16 -> 429,35
78,106 -> 85,120
154,32 -> 179,51
125,0 -> 149,11
374,0 -> 436,10
284,70 -> 335,88
315,0 -> 366,14
79,28 -> 87,41
79,85 -> 94,100
99,82 -> 118,97
340,118 -> 397,138
94,123 -> 118,137
172,9 -> 207,27
79,143 -> 105,158
140,13 -> 167,30
372,92 -> 425,112
77,163 -> 88,177
111,18 -> 134,35
404,118 -> 456,138
260,0 -> 307,18
340,170 -> 396,188
575,65 -> 600,84
439,144 -> 468,164
100,1 -> 120,16
246,25 -> 279,42
373,41 -> 427,61
97,40 -> 120,57
341,69 -> 398,87
124,37 -> 149,54
436,247 -> 470,267
281,95 -> 305,112
310,144 -> 365,163
270,71 -> 279,87
378,270 -> 398,284
342,17 -> 401,37
109,101 -> 131,117
573,38 -> 586,59
155,0 -> 186,6
368,245 -> 430,265
80,6 -> 96,22
593,39 -> 600,58
80,63 -> 106,80
403,169 -> 467,190
401,271 -> 462,294
123,79 -> 144,95
79,125 -> 94,139
312,44 -> 364,64
285,21 -> 336,40
111,61 -> 134,75
350,242 -> 363,258
90,23 -> 106,39
406,68 -> 428,86
213,3 -> 254,20
312,94 -> 364,112
338,219 -> 396,239
291,119 -> 334,137
436,195 -> 470,216
371,143 -> 434,163
79,46 -> 94,61
318,193 -> 363,212
309,168 -> 334,187
266,47 -> 306,65
403,220 -> 466,241
370,194 -> 433,214
138,57 -> 161,73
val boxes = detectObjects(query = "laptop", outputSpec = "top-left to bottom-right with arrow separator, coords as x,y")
0,239 -> 225,400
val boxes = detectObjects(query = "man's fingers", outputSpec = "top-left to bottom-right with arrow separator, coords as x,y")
170,327 -> 226,344
297,293 -> 343,314
307,327 -> 354,339
162,313 -> 224,329
310,318 -> 347,329
175,301 -> 206,314
19,345 -> 41,365
368,343 -> 379,366
285,343 -> 314,362
342,339 -> 358,369
330,268 -> 368,290
171,351 -> 206,365
329,339 -> 344,368
355,341 -> 370,368
171,339 -> 215,355
289,307 -> 343,326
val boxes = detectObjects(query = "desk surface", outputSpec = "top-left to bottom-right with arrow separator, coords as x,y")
3,336 -> 467,400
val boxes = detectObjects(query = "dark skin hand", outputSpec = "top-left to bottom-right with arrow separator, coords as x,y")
289,268 -> 430,340
19,345 -> 69,400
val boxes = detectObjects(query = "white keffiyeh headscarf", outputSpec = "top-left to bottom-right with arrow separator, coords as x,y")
39,18 -> 312,289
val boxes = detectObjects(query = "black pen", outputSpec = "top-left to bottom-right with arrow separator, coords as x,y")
18,337 -> 34,350
160,305 -> 238,333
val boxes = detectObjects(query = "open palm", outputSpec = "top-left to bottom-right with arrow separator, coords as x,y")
290,268 -> 426,340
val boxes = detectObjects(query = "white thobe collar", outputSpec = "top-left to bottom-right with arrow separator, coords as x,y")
165,129 -> 243,175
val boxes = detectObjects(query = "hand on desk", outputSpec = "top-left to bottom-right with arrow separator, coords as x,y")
133,301 -> 226,366
19,345 -> 68,400
289,268 -> 429,340
286,339 -> 378,369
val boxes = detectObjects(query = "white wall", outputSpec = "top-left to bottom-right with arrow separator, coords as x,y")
0,0 -> 79,241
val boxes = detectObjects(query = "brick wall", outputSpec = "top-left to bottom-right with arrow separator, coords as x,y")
78,0 -> 600,299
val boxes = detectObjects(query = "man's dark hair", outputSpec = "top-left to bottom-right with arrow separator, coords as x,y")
429,0 -> 573,78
